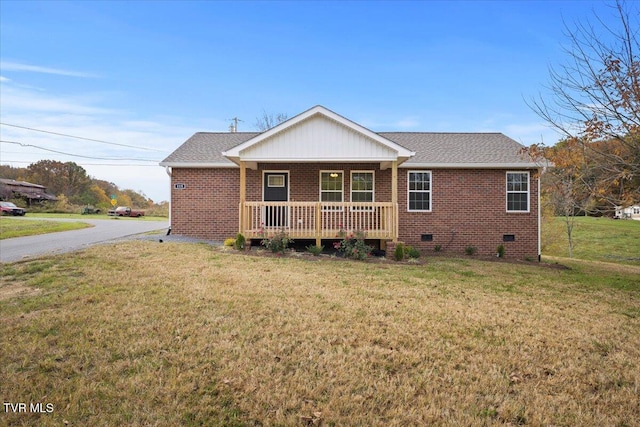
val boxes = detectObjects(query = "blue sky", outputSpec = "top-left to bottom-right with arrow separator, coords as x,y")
0,0 -> 628,202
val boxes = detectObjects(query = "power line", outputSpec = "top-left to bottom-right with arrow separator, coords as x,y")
1,160 -> 160,167
0,139 -> 161,162
0,122 -> 167,152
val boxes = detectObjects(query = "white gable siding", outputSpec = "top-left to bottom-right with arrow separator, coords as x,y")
240,115 -> 398,161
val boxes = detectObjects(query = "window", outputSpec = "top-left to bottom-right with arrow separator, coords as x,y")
408,171 -> 431,211
506,172 -> 529,212
320,171 -> 343,209
351,171 -> 374,207
267,174 -> 285,187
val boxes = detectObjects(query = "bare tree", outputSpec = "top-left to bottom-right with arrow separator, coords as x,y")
254,110 -> 288,132
525,141 -> 595,257
528,0 -> 640,210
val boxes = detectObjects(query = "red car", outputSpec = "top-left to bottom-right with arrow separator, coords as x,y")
107,206 -> 145,217
0,201 -> 27,216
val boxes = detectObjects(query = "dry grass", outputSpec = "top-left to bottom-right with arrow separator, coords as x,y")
1,242 -> 639,426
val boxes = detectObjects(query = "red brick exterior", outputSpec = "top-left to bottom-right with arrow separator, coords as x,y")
398,169 -> 539,260
170,164 -> 539,259
170,168 -> 240,240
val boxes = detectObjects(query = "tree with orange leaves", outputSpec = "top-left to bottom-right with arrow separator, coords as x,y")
528,0 -> 639,212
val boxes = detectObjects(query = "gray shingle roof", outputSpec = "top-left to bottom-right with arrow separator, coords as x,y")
378,132 -> 533,165
160,131 -> 535,167
161,132 -> 258,165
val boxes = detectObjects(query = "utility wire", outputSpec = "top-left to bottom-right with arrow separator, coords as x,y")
1,159 -> 161,167
0,122 -> 167,152
0,140 -> 160,162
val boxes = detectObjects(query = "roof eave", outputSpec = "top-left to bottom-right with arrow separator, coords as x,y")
400,162 -> 542,169
159,162 -> 238,168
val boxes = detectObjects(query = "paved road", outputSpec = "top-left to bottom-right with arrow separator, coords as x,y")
0,218 -> 170,263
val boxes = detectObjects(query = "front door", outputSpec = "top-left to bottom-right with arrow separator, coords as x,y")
263,172 -> 288,228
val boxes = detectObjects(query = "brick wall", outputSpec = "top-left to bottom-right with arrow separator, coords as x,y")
170,168 -> 239,239
247,163 -> 391,202
397,168 -> 539,259
170,165 -> 539,259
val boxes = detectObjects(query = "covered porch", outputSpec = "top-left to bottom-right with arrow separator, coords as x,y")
221,106 -> 415,246
239,201 -> 398,245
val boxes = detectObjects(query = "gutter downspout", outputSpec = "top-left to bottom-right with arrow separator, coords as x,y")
165,166 -> 172,235
538,168 -> 541,262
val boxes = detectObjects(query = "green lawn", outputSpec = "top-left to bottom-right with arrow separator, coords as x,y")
0,217 -> 92,239
542,216 -> 640,265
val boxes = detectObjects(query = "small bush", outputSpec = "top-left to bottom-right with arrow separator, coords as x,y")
465,246 -> 478,256
434,244 -> 442,252
260,229 -> 293,254
496,244 -> 505,258
224,238 -> 236,247
406,246 -> 420,259
393,243 -> 405,261
345,239 -> 371,260
306,244 -> 324,256
235,233 -> 246,250
334,229 -> 372,260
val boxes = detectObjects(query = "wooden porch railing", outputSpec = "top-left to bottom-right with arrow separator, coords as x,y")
240,201 -> 397,241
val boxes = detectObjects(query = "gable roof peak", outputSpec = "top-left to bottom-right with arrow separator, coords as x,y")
222,105 -> 415,165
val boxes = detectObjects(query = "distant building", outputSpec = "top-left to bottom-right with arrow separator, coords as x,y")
615,205 -> 640,221
0,178 -> 58,204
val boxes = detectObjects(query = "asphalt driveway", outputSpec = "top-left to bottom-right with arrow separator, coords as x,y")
0,218 -> 170,263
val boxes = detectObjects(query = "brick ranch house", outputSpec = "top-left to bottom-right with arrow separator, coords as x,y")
160,105 -> 541,260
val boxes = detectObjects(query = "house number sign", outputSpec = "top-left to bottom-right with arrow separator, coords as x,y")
174,183 -> 186,190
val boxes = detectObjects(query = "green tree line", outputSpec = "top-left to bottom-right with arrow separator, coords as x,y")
0,160 -> 167,215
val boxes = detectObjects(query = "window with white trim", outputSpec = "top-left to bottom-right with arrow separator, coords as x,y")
320,171 -> 343,209
351,171 -> 374,202
408,171 -> 431,211
506,172 -> 529,212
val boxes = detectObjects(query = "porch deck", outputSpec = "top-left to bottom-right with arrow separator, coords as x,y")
240,201 -> 397,241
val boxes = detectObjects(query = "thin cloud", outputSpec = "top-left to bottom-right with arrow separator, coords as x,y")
1,85 -> 117,115
0,61 -> 98,78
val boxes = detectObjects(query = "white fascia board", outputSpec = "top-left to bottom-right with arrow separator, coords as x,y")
400,162 -> 542,169
159,162 -> 238,168
240,156 -> 399,163
223,105 -> 415,159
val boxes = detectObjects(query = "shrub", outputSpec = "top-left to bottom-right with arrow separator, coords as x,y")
51,194 -> 79,213
406,246 -> 420,259
306,244 -> 324,256
496,244 -> 505,258
465,246 -> 478,256
224,238 -> 236,247
334,228 -> 372,260
434,244 -> 442,252
234,233 -> 246,250
393,243 -> 405,261
259,228 -> 293,254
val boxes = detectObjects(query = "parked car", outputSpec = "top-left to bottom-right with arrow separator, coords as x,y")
0,201 -> 27,216
81,206 -> 102,215
107,206 -> 145,217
